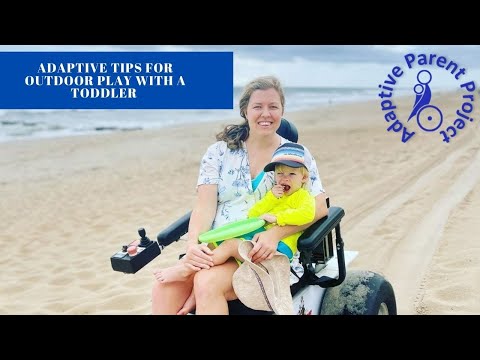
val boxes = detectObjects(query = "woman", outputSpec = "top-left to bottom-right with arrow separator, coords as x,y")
151,75 -> 328,315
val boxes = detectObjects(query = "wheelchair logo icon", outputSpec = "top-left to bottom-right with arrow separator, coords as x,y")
407,70 -> 443,132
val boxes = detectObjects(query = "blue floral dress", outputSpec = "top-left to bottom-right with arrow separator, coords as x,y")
197,137 -> 325,230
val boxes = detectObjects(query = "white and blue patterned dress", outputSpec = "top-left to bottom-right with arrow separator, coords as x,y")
197,137 -> 325,230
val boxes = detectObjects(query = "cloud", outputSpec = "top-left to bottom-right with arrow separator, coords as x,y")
3,44 -> 480,64
1,45 -> 478,88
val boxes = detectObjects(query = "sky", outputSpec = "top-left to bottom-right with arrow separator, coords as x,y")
1,45 -> 479,89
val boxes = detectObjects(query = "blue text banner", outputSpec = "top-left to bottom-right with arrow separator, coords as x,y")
0,52 -> 234,109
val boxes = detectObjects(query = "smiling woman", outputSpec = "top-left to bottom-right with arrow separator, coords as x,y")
150,75 -> 328,315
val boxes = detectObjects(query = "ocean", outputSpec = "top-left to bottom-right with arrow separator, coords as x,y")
0,86 -> 409,143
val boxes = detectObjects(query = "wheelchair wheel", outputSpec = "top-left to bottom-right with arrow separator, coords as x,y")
416,105 -> 443,132
319,270 -> 397,315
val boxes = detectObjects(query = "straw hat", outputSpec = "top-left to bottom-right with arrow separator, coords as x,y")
232,241 -> 294,315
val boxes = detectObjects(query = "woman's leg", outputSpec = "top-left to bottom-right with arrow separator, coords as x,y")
151,273 -> 195,315
193,257 -> 239,315
177,290 -> 196,315
176,240 -> 241,315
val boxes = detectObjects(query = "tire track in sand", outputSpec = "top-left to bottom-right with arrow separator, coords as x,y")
345,136 -> 480,314
389,144 -> 480,314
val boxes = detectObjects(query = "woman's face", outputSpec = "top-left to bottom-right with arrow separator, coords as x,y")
245,88 -> 283,136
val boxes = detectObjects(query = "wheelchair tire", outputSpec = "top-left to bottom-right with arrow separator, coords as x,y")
319,270 -> 397,315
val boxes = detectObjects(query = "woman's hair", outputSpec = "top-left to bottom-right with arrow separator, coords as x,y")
216,75 -> 285,150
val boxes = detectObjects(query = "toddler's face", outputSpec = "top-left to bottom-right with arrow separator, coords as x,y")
274,165 -> 307,195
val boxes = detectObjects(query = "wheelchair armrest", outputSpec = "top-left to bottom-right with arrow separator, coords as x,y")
297,206 -> 345,252
156,211 -> 192,247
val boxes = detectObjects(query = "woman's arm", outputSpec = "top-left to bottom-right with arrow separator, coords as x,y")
183,184 -> 218,270
187,184 -> 218,246
248,192 -> 328,263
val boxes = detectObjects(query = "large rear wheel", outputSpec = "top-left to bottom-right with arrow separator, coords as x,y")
319,270 -> 397,315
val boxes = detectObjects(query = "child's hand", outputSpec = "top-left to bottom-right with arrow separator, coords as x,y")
271,184 -> 285,198
260,214 -> 277,224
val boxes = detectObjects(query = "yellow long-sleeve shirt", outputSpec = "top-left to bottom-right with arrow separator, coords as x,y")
247,188 -> 315,255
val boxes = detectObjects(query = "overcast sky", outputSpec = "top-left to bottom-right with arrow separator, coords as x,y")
1,45 -> 479,89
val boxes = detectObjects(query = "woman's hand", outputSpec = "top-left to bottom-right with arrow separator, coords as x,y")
248,229 -> 280,263
183,243 -> 214,271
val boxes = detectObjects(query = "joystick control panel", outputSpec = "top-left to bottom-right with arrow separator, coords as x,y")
110,228 -> 161,274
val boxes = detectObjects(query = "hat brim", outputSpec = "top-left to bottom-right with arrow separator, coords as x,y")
264,160 -> 307,173
232,241 -> 294,315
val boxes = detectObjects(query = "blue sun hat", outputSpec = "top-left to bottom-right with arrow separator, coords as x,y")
264,143 -> 308,172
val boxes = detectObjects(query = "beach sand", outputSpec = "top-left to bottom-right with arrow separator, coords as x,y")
1,92 -> 479,315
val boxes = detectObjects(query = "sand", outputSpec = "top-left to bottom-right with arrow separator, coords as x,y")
1,91 -> 479,315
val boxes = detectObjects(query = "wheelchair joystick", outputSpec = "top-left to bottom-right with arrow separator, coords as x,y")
110,227 -> 161,274
138,228 -> 153,247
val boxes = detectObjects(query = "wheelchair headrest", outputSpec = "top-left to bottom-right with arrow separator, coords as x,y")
276,118 -> 298,143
